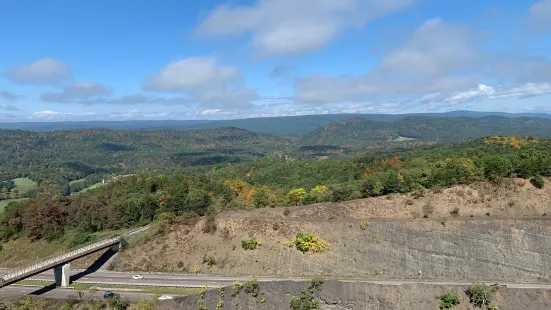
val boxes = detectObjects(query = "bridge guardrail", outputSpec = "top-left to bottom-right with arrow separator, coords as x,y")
0,237 -> 120,283
0,226 -> 149,284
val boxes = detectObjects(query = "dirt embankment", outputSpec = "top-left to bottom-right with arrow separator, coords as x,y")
158,281 -> 551,310
112,180 -> 551,283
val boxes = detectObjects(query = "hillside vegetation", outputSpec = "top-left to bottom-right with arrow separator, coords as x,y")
301,116 -> 551,146
2,115 -> 551,200
1,135 -> 549,248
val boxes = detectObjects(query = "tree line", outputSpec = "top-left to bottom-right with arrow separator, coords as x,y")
1,136 -> 550,243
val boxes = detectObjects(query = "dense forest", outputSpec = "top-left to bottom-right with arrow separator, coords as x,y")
1,135 -> 550,244
3,115 -> 551,201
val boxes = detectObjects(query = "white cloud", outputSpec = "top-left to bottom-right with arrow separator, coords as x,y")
420,83 -> 551,106
199,109 -> 222,116
295,19 -> 483,104
31,110 -> 73,120
196,0 -> 414,55
493,83 -> 551,99
6,58 -> 71,85
376,18 -> 479,78
41,82 -> 112,102
528,0 -> 551,33
294,16 -> 551,110
103,94 -> 193,106
145,57 -> 239,91
145,57 -> 258,109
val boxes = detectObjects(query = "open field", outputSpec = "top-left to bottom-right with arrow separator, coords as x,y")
12,178 -> 37,193
79,182 -> 104,193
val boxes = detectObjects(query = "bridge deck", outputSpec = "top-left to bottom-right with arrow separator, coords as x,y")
0,238 -> 120,287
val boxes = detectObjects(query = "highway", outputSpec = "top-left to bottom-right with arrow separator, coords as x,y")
2,268 -> 551,301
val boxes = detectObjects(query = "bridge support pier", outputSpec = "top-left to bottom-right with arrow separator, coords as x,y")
54,263 -> 70,287
110,243 -> 120,252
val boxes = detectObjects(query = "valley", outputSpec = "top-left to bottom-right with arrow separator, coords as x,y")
1,115 -> 551,309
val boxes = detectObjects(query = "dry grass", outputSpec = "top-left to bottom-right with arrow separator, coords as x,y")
109,179 -> 551,278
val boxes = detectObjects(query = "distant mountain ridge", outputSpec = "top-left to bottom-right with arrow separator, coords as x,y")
2,110 -> 551,136
299,115 -> 551,146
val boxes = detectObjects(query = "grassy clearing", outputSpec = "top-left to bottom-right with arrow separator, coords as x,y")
0,198 -> 29,213
80,182 -> 104,193
13,178 -> 37,193
15,280 -> 202,295
69,179 -> 85,185
394,136 -> 416,142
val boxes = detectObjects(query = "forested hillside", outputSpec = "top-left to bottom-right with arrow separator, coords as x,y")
301,116 -> 551,146
0,127 -> 290,190
1,136 -> 550,245
2,115 -> 551,201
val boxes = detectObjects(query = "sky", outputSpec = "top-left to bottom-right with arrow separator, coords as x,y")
0,0 -> 550,122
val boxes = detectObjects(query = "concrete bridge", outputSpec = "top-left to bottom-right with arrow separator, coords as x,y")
0,226 -> 148,288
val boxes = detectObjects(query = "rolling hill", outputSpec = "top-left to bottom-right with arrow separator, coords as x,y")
3,110 -> 551,137
299,116 -> 551,147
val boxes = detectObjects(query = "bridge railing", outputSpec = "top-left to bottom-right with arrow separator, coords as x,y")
0,226 -> 150,286
1,237 -> 120,283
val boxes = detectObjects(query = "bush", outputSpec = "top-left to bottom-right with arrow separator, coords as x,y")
436,292 -> 460,309
530,175 -> 545,189
359,221 -> 369,230
242,238 -> 261,250
202,254 -> 217,267
290,278 -> 324,310
423,203 -> 435,217
252,189 -> 269,208
293,233 -> 330,253
244,278 -> 260,297
450,207 -> 460,217
231,281 -> 243,297
202,214 -> 217,234
108,294 -> 130,310
466,283 -> 493,308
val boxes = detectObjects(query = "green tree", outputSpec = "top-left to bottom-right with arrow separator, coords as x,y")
466,283 -> 493,308
362,175 -> 384,197
530,175 -> 545,189
483,156 -> 513,181
287,188 -> 306,205
436,292 -> 460,309
252,188 -> 269,208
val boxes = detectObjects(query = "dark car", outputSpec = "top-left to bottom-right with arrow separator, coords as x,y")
103,291 -> 115,298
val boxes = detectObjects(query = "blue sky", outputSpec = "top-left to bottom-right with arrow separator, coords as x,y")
0,0 -> 550,121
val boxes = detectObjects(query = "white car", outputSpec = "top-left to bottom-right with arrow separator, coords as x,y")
158,295 -> 174,300
132,275 -> 144,280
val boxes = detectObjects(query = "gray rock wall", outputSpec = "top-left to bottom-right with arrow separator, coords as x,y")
156,280 -> 551,310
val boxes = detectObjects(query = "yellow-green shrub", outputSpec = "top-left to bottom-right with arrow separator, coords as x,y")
293,233 -> 330,253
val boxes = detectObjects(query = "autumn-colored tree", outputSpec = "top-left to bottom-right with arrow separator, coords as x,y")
287,188 -> 306,205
